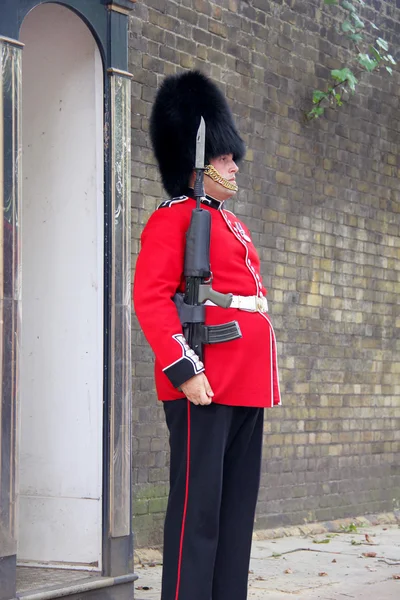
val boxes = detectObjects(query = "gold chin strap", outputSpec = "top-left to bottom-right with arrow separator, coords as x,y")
204,164 -> 238,192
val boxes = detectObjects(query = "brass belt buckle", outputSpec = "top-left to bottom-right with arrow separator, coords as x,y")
256,297 -> 267,312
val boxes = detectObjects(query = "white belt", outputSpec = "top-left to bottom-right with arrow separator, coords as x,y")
205,295 -> 268,313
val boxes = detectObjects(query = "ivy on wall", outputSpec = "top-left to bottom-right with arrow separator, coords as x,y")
307,0 -> 397,120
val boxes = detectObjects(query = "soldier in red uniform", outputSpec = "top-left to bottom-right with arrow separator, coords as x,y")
133,71 -> 281,600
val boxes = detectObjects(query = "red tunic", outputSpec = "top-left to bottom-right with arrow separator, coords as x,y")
133,195 -> 281,408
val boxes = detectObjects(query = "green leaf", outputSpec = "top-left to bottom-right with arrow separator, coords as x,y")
371,22 -> 379,30
341,522 -> 358,533
376,38 -> 389,51
385,66 -> 393,75
313,90 -> 327,103
342,1 -> 356,12
335,93 -> 343,106
349,33 -> 363,43
350,13 -> 365,28
324,0 -> 339,4
331,70 -> 345,82
342,20 -> 355,33
370,46 -> 381,62
313,538 -> 331,544
309,106 -> 325,119
331,67 -> 358,91
357,53 -> 378,72
384,54 -> 396,65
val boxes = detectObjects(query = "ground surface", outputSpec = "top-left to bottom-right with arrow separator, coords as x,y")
134,516 -> 400,599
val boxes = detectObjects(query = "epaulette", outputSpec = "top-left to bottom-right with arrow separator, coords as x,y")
157,196 -> 189,209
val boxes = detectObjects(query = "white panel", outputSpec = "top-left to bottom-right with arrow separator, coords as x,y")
18,496 -> 102,566
19,3 -> 104,567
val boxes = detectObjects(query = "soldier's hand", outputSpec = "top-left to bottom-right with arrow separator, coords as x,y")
180,373 -> 214,406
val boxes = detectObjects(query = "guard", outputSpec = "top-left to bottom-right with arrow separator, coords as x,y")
133,70 -> 281,600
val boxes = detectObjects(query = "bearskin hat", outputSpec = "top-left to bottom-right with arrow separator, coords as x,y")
150,70 -> 246,198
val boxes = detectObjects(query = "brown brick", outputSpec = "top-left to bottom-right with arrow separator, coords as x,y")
176,36 -> 196,55
148,9 -> 180,32
193,0 -> 211,14
142,22 -> 166,44
276,171 -> 292,186
177,5 -> 198,25
192,26 -> 212,45
180,53 -> 196,68
228,0 -> 240,11
208,19 -> 228,38
159,45 -> 180,64
196,44 -> 208,60
211,4 -> 222,19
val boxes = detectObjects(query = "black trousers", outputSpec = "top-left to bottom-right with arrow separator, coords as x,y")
161,400 -> 264,600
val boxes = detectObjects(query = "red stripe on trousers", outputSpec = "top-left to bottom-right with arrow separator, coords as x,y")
175,400 -> 191,600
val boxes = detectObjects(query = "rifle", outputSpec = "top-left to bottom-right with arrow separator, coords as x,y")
174,117 -> 242,361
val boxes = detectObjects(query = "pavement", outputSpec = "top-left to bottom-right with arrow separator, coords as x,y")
134,513 -> 400,599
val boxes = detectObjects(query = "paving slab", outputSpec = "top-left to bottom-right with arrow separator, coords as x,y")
134,520 -> 400,599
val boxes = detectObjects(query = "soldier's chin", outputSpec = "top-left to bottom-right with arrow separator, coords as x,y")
215,177 -> 238,196
225,184 -> 238,196
216,182 -> 238,200
219,178 -> 238,193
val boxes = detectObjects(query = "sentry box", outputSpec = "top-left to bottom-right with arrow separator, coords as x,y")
0,2 -> 135,599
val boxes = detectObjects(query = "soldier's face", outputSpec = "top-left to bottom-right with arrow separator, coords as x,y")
204,154 -> 239,201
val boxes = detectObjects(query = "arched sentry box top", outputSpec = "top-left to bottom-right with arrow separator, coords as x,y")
0,0 -> 135,70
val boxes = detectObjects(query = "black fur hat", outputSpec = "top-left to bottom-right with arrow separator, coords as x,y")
150,70 -> 246,198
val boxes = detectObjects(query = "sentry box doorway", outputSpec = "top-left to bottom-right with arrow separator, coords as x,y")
0,2 -> 135,599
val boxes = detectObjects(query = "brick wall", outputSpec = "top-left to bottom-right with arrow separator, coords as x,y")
129,0 -> 400,547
